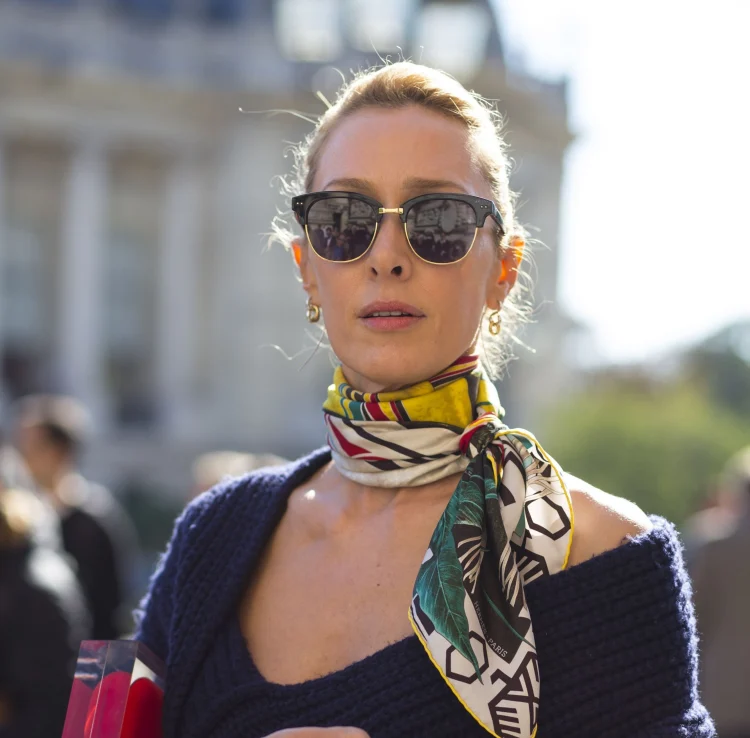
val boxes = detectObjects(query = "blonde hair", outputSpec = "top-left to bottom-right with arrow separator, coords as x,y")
272,61 -> 533,376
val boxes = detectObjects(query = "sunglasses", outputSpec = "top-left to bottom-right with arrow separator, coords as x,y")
291,191 -> 504,265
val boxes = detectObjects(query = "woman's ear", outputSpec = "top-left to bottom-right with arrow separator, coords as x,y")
292,236 -> 319,300
292,240 -> 303,268
486,236 -> 524,310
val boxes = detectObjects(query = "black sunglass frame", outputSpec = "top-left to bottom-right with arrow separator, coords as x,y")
291,191 -> 505,265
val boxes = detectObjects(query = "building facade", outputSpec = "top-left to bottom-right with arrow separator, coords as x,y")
0,0 -> 572,496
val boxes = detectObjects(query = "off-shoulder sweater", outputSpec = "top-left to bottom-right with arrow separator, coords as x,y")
134,448 -> 715,738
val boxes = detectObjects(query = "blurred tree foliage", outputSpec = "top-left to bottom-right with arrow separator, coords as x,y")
684,321 -> 750,418
543,322 -> 750,524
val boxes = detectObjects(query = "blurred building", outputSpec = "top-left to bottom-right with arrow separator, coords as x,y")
0,0 -> 573,496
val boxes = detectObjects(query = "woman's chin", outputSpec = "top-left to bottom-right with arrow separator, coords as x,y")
339,353 -> 456,393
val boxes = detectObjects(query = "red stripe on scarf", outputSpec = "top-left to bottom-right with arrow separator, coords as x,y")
432,367 -> 470,383
326,415 -> 385,461
431,354 -> 478,382
366,402 -> 389,421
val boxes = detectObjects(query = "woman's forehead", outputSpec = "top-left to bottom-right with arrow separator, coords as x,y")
313,106 -> 488,198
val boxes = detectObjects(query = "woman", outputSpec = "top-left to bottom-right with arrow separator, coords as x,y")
135,63 -> 713,738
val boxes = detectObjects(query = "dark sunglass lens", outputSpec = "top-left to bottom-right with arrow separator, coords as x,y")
306,196 -> 377,262
405,199 -> 477,264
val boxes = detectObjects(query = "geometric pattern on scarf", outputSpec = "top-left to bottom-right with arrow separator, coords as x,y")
324,355 -> 574,738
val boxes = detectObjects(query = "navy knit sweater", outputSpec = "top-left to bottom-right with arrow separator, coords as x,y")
134,448 -> 715,738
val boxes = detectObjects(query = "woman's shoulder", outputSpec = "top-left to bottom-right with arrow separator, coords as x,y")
526,482 -> 693,639
153,447 -> 332,574
526,483 -> 710,737
133,448 -> 330,656
563,473 -> 653,568
182,447 -> 331,537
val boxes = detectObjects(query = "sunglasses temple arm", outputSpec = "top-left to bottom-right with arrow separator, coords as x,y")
489,206 -> 505,234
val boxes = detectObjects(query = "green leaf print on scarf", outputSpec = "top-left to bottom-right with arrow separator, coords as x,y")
414,470 -> 486,678
454,472 -> 486,528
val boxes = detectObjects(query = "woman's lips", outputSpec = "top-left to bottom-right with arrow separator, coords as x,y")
358,301 -> 425,331
360,314 -> 424,331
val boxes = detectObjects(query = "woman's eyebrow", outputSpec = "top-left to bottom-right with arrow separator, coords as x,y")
321,177 -> 374,193
402,176 -> 469,194
320,176 -> 469,195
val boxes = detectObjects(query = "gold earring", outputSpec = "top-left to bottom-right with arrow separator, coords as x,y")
488,303 -> 502,335
306,297 -> 321,323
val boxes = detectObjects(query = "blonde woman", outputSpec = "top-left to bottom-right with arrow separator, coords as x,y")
135,63 -> 713,738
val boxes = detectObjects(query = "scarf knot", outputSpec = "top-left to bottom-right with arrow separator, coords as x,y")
459,414 -> 502,459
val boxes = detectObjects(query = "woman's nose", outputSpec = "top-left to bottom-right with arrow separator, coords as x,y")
366,211 -> 413,278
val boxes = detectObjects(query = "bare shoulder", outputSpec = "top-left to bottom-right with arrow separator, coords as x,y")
564,473 -> 653,567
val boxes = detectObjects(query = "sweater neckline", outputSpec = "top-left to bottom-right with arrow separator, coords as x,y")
227,608 -> 418,690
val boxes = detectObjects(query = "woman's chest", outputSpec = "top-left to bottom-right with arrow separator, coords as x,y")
238,508 -> 440,685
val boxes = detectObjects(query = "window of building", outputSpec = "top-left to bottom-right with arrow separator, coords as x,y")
104,153 -> 163,427
2,226 -> 46,349
1,142 -> 65,399
344,0 -> 415,52
112,0 -> 174,23
1,225 -> 50,398
104,230 -> 158,426
204,0 -> 245,25
275,0 -> 343,62
415,2 -> 491,81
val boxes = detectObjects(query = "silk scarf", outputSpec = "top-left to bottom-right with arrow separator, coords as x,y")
323,355 -> 574,738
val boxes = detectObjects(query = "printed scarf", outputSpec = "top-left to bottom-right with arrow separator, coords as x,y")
323,355 -> 574,738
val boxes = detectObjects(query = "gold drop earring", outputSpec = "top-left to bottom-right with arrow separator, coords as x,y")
487,302 -> 502,335
306,297 -> 321,323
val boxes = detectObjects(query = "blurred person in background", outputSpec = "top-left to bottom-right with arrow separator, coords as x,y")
690,447 -> 750,738
191,451 -> 288,501
0,434 -> 89,738
135,63 -> 713,738
683,479 -> 741,566
0,428 -> 65,560
310,224 -> 325,253
15,395 -> 138,639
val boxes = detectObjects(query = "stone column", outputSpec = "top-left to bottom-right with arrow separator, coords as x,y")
156,151 -> 200,439
58,136 -> 107,425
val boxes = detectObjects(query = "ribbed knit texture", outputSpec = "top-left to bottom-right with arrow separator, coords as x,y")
134,448 -> 715,738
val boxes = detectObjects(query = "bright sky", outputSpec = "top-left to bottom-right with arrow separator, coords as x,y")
496,0 -> 750,364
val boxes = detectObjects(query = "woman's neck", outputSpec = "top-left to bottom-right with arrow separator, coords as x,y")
303,461 -> 459,533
